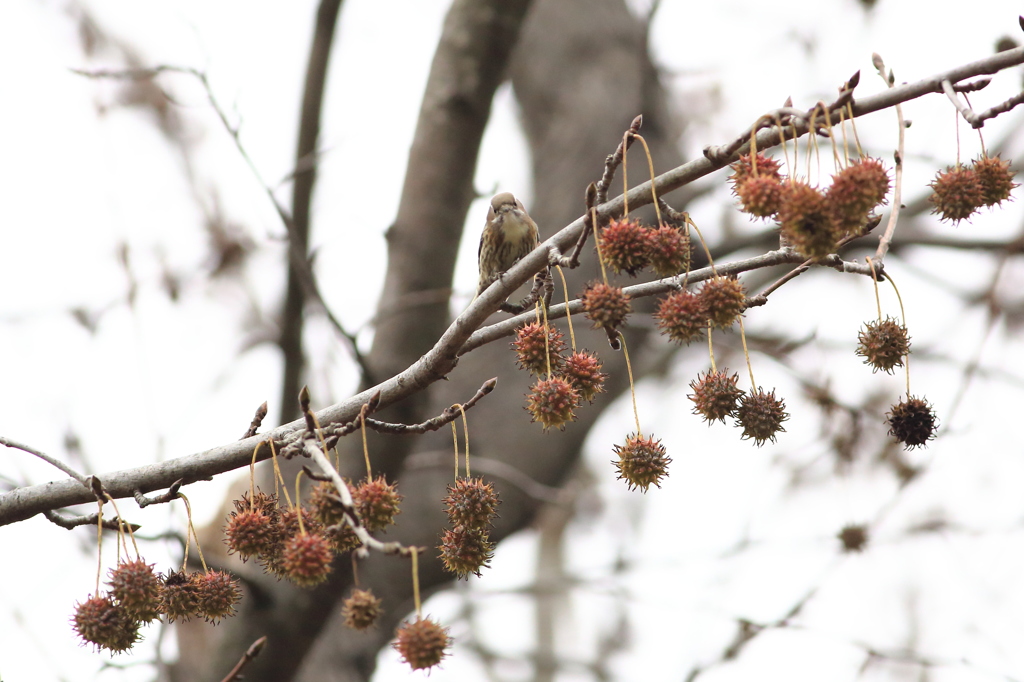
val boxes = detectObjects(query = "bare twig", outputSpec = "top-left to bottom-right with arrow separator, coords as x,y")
241,401 -> 269,440
218,636 -> 268,682
596,115 -> 643,204
942,77 -> 1024,128
362,378 -> 497,435
303,440 -> 423,559
0,436 -> 89,485
873,54 -> 906,262
42,509 -> 140,532
133,480 -> 183,508
70,65 -> 371,381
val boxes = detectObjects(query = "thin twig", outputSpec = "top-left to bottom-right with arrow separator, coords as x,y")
241,401 -> 269,440
303,440 -> 424,559
42,509 -> 140,532
596,115 -> 643,204
70,65 -> 371,380
0,436 -> 89,485
362,378 -> 497,435
874,54 -> 906,262
218,636 -> 268,682
566,182 -> 600,268
133,480 -> 184,508
942,77 -> 1024,128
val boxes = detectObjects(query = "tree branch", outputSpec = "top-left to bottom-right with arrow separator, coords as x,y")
7,44 -> 1022,530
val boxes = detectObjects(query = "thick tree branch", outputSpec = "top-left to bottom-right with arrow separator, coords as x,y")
280,0 -> 350,422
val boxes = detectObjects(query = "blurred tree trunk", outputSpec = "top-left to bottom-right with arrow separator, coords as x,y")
171,1 -> 686,681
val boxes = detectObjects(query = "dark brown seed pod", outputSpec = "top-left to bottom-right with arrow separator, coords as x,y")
598,218 -> 652,276
778,181 -> 840,258
837,524 -> 869,553
699,276 -> 746,330
655,289 -> 707,344
342,588 -> 382,630
352,476 -> 402,533
107,559 -> 162,623
886,395 -> 938,448
582,282 -> 631,332
162,570 -> 203,623
393,616 -> 452,671
511,322 -> 566,376
443,477 -> 501,530
972,155 -> 1018,207
735,175 -> 784,218
72,593 -> 140,653
688,370 -> 744,424
281,532 -> 334,587
525,376 -> 580,431
613,433 -> 671,492
561,350 -> 607,403
856,317 -> 910,373
438,525 -> 494,578
648,223 -> 692,276
729,152 -> 783,187
195,569 -> 241,623
929,165 -> 984,223
735,388 -> 789,446
827,157 -> 890,235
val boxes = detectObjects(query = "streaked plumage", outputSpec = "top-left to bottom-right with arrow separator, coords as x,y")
476,192 -> 540,295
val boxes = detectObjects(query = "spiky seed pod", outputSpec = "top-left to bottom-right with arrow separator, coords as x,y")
162,570 -> 202,623
837,524 -> 869,553
308,480 -> 347,527
973,155 -> 1018,207
353,476 -> 402,533
729,152 -> 783,187
194,570 -> 241,623
828,157 -> 890,235
735,388 -> 789,446
613,433 -> 671,492
700,276 -> 747,329
438,525 -> 495,578
582,282 -> 631,332
778,182 -> 840,258
511,322 -> 566,376
856,317 -> 910,373
525,376 -> 579,430
688,370 -> 744,424
735,175 -> 784,218
886,395 -> 938,448
281,532 -> 334,587
648,224 -> 692,276
106,559 -> 162,622
342,588 -> 383,630
654,289 -> 707,344
561,350 -> 607,403
326,522 -> 363,554
598,218 -> 652,276
224,508 -> 277,561
260,507 -> 323,578
232,489 -> 279,518
929,165 -> 984,223
393,617 -> 452,671
443,477 -> 501,529
72,593 -> 140,653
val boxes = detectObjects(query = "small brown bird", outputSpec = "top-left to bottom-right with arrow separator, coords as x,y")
477,192 -> 540,295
